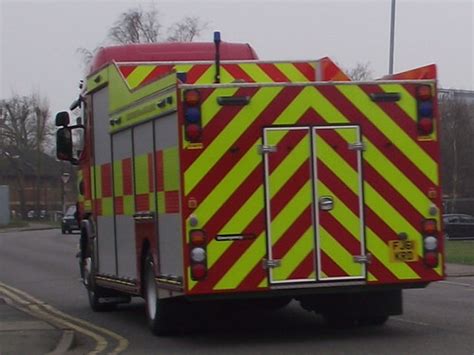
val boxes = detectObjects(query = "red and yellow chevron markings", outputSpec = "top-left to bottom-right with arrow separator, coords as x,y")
184,82 -> 442,294
117,62 -> 316,90
315,127 -> 365,280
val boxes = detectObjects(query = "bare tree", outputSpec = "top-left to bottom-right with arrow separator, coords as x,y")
76,47 -> 95,69
167,16 -> 208,42
108,5 -> 162,44
346,62 -> 373,81
439,92 -> 474,213
0,93 -> 53,218
78,6 -> 209,66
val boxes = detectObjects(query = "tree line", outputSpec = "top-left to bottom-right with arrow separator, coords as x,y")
1,5 -> 472,218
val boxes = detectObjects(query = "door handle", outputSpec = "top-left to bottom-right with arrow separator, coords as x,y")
319,196 -> 334,211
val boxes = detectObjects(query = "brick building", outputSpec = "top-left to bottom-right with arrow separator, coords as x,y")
0,151 -> 76,218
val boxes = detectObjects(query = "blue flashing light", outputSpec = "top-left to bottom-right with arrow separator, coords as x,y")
214,31 -> 221,43
185,107 -> 201,124
419,101 -> 433,117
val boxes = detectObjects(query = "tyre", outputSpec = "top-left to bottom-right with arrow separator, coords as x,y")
61,227 -> 66,234
144,253 -> 172,335
82,256 -> 116,312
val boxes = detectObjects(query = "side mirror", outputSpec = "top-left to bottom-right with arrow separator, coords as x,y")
55,111 -> 70,127
56,127 -> 73,161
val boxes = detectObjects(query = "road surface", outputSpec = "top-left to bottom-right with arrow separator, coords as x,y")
0,228 -> 473,354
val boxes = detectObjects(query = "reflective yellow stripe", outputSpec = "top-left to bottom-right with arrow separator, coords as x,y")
317,132 -> 423,259
102,197 -> 113,216
148,192 -> 156,211
238,64 -> 273,82
270,182 -> 312,245
201,87 -> 239,127
380,84 -> 417,122
186,64 -> 221,84
206,187 -> 263,268
123,195 -> 134,216
318,179 -> 360,238
156,192 -> 165,214
307,87 -> 433,218
206,135 -> 312,267
134,155 -> 149,195
364,184 -> 423,256
337,85 -> 437,184
126,65 -> 156,89
185,86 -> 282,195
319,225 -> 362,277
366,228 -> 419,279
272,229 -> 313,281
381,83 -> 437,141
163,147 -> 180,191
213,164 -> 314,288
363,140 -> 432,216
275,63 -> 310,82
214,233 -> 265,290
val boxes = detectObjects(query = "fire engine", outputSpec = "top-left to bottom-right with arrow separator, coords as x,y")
56,32 -> 444,334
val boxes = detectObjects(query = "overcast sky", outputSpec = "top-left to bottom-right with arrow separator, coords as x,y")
1,0 -> 473,116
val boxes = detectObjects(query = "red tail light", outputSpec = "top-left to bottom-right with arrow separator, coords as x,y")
424,252 -> 438,268
421,218 -> 439,268
189,229 -> 207,280
183,89 -> 202,142
416,85 -> 432,100
191,264 -> 207,279
418,117 -> 433,135
422,219 -> 437,234
184,89 -> 200,106
416,85 -> 435,136
190,229 -> 206,246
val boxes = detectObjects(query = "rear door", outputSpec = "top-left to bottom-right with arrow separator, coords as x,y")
313,126 -> 366,281
263,125 -> 366,285
263,127 -> 316,284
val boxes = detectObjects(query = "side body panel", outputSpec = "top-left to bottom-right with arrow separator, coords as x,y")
91,87 -> 116,276
153,113 -> 183,277
86,66 -> 184,291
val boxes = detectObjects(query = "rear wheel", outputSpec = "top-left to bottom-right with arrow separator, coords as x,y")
144,253 -> 172,335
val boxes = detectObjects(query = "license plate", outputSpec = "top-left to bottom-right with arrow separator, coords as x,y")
389,240 -> 418,262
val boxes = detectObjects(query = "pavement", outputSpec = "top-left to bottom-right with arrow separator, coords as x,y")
0,297 -> 74,355
0,222 -> 59,234
0,223 -> 473,354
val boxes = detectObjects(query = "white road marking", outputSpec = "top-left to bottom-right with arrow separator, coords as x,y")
440,280 -> 474,288
391,317 -> 430,327
0,281 -> 128,354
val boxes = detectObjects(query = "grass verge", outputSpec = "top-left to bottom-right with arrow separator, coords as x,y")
445,240 -> 474,265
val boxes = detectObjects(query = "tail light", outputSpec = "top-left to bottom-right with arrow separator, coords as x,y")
183,90 -> 202,143
416,85 -> 434,136
189,229 -> 207,280
421,218 -> 439,268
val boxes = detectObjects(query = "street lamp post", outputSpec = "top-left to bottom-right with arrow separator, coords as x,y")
389,0 -> 396,74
